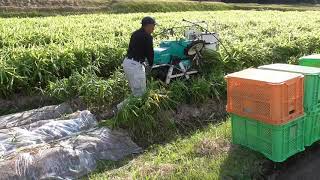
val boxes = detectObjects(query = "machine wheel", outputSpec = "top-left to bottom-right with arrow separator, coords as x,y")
184,40 -> 205,57
184,40 -> 206,69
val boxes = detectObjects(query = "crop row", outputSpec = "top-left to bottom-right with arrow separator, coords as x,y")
0,11 -> 320,98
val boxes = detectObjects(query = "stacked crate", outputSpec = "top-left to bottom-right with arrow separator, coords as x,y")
225,68 -> 305,162
299,54 -> 320,68
260,64 -> 320,147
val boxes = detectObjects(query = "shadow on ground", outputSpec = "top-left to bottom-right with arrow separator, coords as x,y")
219,141 -> 320,180
218,144 -> 273,179
269,142 -> 320,180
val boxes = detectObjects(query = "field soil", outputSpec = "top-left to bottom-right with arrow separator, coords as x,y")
0,95 -> 60,116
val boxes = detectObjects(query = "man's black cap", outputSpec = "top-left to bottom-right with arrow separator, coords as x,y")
141,16 -> 156,26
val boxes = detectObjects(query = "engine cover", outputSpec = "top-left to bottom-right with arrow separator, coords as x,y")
154,39 -> 191,66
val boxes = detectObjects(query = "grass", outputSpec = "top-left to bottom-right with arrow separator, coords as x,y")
88,119 -> 271,179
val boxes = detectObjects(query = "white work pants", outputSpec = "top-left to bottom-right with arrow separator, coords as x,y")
117,58 -> 146,110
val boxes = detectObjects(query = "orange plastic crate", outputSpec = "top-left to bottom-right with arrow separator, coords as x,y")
225,68 -> 304,125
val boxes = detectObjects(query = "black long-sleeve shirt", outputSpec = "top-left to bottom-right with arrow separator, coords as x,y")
127,28 -> 154,66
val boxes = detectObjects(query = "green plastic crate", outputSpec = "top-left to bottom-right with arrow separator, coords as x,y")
231,114 -> 305,162
259,63 -> 320,112
304,105 -> 320,146
299,54 -> 320,67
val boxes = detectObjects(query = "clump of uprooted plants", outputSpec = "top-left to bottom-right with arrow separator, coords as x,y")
103,50 -> 227,146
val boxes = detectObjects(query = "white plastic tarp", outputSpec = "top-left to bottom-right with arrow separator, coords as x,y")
0,104 -> 142,180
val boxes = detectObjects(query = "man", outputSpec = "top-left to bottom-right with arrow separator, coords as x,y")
115,16 -> 156,112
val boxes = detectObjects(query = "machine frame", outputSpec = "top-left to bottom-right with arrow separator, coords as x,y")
151,19 -> 220,84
